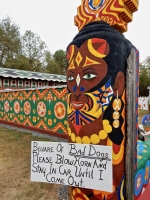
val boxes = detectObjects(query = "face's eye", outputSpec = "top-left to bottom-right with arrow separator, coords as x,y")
68,76 -> 74,81
83,74 -> 97,79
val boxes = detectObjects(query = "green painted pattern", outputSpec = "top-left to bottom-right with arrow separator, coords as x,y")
0,87 -> 68,135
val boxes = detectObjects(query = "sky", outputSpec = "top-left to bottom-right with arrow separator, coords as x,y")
0,0 -> 149,62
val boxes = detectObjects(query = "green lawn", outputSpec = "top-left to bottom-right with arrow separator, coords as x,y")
0,126 -> 61,200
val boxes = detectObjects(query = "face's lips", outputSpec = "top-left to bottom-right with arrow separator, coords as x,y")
71,101 -> 85,110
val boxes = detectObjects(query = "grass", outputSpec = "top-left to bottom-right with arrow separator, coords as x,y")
0,126 -> 61,200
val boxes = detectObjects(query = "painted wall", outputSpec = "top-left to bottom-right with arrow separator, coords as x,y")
0,87 -> 68,137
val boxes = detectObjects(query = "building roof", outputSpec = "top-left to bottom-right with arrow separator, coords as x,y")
0,68 -> 66,82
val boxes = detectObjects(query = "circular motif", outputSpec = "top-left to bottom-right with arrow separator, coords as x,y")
90,134 -> 100,144
68,128 -> 71,136
37,102 -> 46,117
24,101 -> 31,115
54,102 -> 66,119
99,130 -> 107,139
76,136 -> 82,143
113,99 -> 121,111
68,120 -> 112,144
134,169 -> 144,196
144,160 -> 150,185
71,133 -> 76,142
89,0 -> 105,10
48,110 -> 51,115
113,111 -> 120,120
48,119 -> 52,126
142,114 -> 150,132
103,119 -> 109,125
113,119 -> 120,128
82,136 -> 90,144
14,101 -> 20,114
104,124 -> 112,133
4,101 -> 10,112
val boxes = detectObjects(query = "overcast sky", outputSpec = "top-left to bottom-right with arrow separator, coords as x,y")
0,0 -> 149,62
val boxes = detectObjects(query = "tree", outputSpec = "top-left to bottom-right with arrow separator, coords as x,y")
53,50 -> 66,75
143,56 -> 150,68
22,30 -> 48,71
45,51 -> 61,74
0,17 -> 67,74
0,16 -> 22,68
5,55 -> 30,70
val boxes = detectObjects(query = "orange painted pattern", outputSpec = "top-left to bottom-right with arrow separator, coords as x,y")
51,88 -> 68,99
75,0 -> 139,32
52,122 -> 68,134
1,87 -> 68,135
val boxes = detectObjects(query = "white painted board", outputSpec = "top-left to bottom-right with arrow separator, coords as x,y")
31,142 -> 113,192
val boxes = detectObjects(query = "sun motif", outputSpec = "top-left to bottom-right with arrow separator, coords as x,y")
37,102 -> 46,117
24,101 -> 31,115
14,101 -> 20,114
54,102 -> 66,119
4,101 -> 10,112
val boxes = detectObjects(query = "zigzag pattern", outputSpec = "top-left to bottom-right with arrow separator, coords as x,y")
51,88 -> 68,99
121,90 -> 125,138
12,91 -> 20,98
36,119 -> 49,130
35,89 -> 48,99
0,87 -> 68,136
52,122 -> 68,134
22,91 -> 32,99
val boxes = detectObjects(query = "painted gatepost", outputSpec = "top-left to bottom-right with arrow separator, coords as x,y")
66,0 -> 139,199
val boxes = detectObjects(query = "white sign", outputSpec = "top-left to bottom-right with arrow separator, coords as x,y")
31,142 -> 112,192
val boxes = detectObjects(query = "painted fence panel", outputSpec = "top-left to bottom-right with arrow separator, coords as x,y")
0,87 -> 68,135
138,97 -> 149,111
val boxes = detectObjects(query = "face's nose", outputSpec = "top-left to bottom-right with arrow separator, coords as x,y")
74,93 -> 81,101
76,74 -> 81,87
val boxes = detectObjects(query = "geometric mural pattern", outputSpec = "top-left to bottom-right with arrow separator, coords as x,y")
0,87 -> 68,134
75,0 -> 139,33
